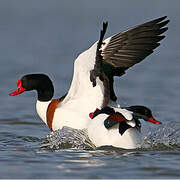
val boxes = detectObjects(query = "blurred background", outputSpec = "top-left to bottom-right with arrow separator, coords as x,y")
0,1 -> 180,178
2,0 -> 179,125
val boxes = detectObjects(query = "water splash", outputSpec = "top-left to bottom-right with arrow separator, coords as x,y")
41,122 -> 180,151
41,126 -> 95,150
141,122 -> 180,150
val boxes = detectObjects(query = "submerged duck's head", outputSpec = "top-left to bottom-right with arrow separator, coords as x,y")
9,74 -> 54,102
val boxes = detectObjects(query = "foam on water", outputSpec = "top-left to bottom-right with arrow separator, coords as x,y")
141,122 -> 180,150
42,126 -> 95,150
42,122 -> 180,151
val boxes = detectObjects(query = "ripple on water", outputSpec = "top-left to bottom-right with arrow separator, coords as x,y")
41,122 -> 180,152
141,122 -> 180,150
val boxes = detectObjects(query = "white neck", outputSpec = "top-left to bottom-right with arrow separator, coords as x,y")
36,100 -> 51,125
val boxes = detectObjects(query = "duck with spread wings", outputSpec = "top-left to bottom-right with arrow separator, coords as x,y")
10,16 -> 169,145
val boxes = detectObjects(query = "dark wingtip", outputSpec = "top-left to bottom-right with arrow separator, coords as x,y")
159,27 -> 168,34
146,16 -> 169,27
90,21 -> 108,87
157,35 -> 166,41
103,21 -> 108,29
157,16 -> 168,22
161,15 -> 167,20
101,21 -> 108,38
158,20 -> 170,28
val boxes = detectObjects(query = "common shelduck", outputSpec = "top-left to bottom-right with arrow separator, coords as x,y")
88,106 -> 161,149
10,16 -> 168,148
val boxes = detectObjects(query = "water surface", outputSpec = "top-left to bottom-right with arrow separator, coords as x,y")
1,0 -> 180,179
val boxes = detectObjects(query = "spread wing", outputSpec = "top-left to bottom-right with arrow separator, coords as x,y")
102,16 -> 169,70
90,16 -> 169,101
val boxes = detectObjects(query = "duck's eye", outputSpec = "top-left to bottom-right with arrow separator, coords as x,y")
145,109 -> 149,114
